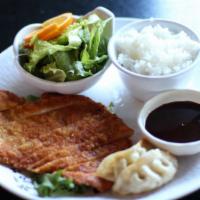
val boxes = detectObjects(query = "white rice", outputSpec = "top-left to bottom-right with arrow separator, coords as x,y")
116,25 -> 200,76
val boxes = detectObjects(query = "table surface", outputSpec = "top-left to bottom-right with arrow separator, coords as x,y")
0,0 -> 200,199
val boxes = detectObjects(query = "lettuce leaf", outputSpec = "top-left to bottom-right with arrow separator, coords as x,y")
82,55 -> 108,70
79,18 -> 109,71
34,171 -> 90,197
25,40 -> 80,73
107,102 -> 115,113
78,26 -> 90,44
40,52 -> 92,82
66,61 -> 92,81
88,19 -> 109,59
88,23 -> 101,59
98,37 -> 108,56
81,44 -> 108,70
56,14 -> 100,46
26,95 -> 40,102
53,51 -> 74,72
55,23 -> 82,45
40,62 -> 66,82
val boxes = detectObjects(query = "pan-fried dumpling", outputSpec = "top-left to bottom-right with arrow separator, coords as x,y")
112,149 -> 178,195
96,141 -> 148,181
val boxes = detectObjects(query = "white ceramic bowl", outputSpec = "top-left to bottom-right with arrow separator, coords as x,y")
13,7 -> 114,94
138,89 -> 200,156
108,19 -> 200,101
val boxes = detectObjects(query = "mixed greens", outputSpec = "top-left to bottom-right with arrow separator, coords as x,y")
33,171 -> 91,197
19,14 -> 110,82
25,94 -> 40,102
107,101 -> 115,113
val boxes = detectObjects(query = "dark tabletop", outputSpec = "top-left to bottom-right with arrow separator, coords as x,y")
0,0 -> 200,199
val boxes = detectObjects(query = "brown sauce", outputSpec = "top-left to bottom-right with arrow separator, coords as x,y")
145,101 -> 200,143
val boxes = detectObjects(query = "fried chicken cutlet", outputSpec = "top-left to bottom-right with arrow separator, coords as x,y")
0,91 -> 133,192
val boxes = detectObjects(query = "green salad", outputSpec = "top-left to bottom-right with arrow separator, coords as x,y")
19,14 -> 111,82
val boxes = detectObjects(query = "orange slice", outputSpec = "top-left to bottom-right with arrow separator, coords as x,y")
24,12 -> 75,44
37,24 -> 58,40
42,13 -> 72,27
41,27 -> 60,40
58,14 -> 74,32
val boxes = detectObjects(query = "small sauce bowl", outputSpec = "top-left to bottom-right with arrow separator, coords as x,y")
138,89 -> 200,155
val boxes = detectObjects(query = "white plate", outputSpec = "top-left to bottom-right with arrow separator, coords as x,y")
0,17 -> 200,200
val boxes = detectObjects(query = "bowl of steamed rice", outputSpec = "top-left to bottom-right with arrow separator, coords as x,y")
108,19 -> 200,101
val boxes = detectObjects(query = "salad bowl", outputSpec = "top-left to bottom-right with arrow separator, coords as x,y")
13,7 -> 114,94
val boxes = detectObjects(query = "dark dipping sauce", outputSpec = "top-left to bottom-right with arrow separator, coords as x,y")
145,101 -> 200,143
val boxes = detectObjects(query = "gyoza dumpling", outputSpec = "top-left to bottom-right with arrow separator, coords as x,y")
96,140 -> 148,181
112,149 -> 178,195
